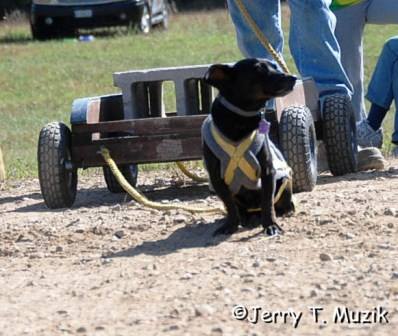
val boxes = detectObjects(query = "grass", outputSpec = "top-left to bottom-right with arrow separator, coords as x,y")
0,9 -> 396,179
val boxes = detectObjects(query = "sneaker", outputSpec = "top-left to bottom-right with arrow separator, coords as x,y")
357,147 -> 387,171
356,120 -> 383,148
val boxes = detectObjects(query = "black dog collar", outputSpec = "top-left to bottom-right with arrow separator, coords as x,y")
217,95 -> 262,117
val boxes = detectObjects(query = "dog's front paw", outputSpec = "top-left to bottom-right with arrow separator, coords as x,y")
213,222 -> 239,236
265,224 -> 283,237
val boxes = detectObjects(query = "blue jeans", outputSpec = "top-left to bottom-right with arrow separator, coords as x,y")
366,38 -> 398,144
334,0 -> 398,121
226,0 -> 353,102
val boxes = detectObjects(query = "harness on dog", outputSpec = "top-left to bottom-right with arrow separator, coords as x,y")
203,117 -> 262,194
202,114 -> 291,197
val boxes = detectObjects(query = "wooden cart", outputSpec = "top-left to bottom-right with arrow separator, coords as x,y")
38,65 -> 357,209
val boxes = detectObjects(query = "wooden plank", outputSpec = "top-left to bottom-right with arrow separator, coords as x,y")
72,114 -> 207,136
72,128 -> 201,146
275,78 -> 320,121
72,136 -> 203,168
95,132 -> 201,143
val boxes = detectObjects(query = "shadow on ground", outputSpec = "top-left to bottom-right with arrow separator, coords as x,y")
10,183 -> 211,213
317,167 -> 398,186
0,192 -> 42,206
108,220 -> 269,258
108,219 -> 226,257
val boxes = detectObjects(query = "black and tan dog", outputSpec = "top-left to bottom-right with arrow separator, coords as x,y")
202,58 -> 296,236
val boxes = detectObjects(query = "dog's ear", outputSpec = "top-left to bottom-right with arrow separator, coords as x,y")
204,64 -> 233,89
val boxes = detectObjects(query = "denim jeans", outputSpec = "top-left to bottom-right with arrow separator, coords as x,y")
334,0 -> 398,121
366,38 -> 398,144
226,0 -> 353,102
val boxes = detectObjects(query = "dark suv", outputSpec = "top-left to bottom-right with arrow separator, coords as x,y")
30,0 -> 169,40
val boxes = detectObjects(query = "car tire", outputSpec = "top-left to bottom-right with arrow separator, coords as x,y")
31,21 -> 52,40
31,21 -> 69,40
138,5 -> 151,34
160,1 -> 169,30
38,122 -> 78,209
279,105 -> 317,193
103,164 -> 138,193
322,94 -> 358,176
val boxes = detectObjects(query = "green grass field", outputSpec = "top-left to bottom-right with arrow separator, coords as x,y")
0,9 -> 396,179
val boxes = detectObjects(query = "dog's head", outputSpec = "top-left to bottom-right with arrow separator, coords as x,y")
204,58 -> 297,111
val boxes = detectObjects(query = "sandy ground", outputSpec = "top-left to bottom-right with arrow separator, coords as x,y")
0,159 -> 397,336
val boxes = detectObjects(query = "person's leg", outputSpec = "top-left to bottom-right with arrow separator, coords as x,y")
366,0 -> 398,24
366,38 -> 398,116
359,38 -> 398,148
365,0 -> 398,151
226,0 -> 283,68
333,0 -> 398,121
288,0 -> 353,100
333,1 -> 367,121
367,104 -> 388,131
392,107 -> 398,145
392,54 -> 398,146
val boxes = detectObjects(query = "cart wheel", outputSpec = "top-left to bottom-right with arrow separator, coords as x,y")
322,94 -> 358,176
279,105 -> 317,192
38,122 -> 77,209
103,164 -> 138,193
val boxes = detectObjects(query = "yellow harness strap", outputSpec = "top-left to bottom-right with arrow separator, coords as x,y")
209,123 -> 291,212
210,124 -> 258,186
246,176 -> 292,212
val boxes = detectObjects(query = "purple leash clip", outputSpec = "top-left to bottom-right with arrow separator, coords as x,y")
258,112 -> 270,134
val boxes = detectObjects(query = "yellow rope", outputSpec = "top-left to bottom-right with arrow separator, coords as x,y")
234,0 -> 291,74
176,161 -> 208,183
100,147 -> 225,214
100,146 -> 291,215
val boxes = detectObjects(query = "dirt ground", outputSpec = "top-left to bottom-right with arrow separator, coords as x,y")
0,159 -> 397,336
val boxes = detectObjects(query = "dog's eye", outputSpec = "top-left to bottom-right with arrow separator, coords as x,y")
268,62 -> 279,71
259,61 -> 281,74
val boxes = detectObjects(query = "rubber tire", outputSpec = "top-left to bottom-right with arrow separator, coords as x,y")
38,122 -> 77,209
138,5 -> 151,34
31,22 -> 52,40
31,22 -> 69,40
160,0 -> 169,30
279,105 -> 317,193
103,164 -> 138,193
322,94 -> 358,176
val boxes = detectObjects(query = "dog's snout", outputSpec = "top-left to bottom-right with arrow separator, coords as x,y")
284,75 -> 297,84
286,75 -> 297,88
274,73 -> 297,82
